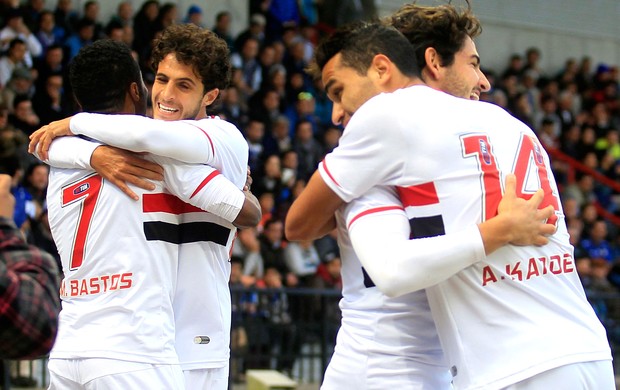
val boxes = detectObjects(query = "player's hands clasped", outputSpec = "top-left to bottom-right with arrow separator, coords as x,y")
498,174 -> 557,246
28,117 -> 74,160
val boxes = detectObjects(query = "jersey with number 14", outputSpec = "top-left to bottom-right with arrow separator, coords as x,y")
319,85 -> 611,390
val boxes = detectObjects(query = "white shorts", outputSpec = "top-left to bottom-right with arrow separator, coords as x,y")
321,323 -> 451,390
48,358 -> 184,390
503,360 -> 614,390
183,366 -> 229,390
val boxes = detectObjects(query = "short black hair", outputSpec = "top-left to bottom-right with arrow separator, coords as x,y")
69,39 -> 141,112
310,21 -> 419,79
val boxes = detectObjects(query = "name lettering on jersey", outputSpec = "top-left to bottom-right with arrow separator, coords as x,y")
142,193 -> 232,246
481,253 -> 574,286
59,272 -> 133,297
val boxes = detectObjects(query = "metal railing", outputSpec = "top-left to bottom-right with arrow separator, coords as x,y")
4,287 -> 620,389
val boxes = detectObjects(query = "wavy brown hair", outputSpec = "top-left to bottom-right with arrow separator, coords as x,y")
389,1 -> 481,69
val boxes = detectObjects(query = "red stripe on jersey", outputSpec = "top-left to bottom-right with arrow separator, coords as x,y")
190,170 -> 221,199
187,123 -> 215,157
348,205 -> 403,229
321,160 -> 341,187
143,193 -> 203,214
397,182 -> 439,207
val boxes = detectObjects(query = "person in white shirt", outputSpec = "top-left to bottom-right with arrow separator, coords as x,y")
0,9 -> 42,68
30,25 -> 256,390
43,39 -> 260,390
286,21 -> 614,390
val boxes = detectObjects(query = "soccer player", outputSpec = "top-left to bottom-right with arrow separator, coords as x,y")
286,21 -> 614,389
30,25 -> 252,389
388,2 -> 490,101
43,39 -> 259,389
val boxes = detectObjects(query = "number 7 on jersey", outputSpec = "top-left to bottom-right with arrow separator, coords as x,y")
61,173 -> 103,270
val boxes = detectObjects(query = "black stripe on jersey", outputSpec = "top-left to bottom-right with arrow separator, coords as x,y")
143,221 -> 231,246
409,215 -> 445,238
361,267 -> 376,288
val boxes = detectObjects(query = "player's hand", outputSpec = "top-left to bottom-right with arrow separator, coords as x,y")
28,117 -> 74,160
244,166 -> 253,191
0,174 -> 15,219
498,174 -> 556,246
91,146 -> 164,201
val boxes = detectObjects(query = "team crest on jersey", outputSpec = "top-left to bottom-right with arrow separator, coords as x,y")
74,183 -> 90,196
479,139 -> 492,165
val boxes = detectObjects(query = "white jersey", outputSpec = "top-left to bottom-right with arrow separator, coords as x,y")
47,153 -> 245,364
65,114 -> 249,369
325,186 -> 449,388
319,85 -> 611,390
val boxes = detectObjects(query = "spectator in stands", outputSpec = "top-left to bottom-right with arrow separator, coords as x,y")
0,173 -> 60,360
109,1 -> 133,28
0,38 -> 29,88
284,238 -> 320,288
212,11 -> 233,49
234,13 -> 266,52
0,8 -> 42,67
564,173 -> 598,210
231,36 -> 263,100
184,4 -> 204,28
19,0 -> 44,33
259,218 -> 293,285
63,17 -> 94,60
1,67 -> 35,115
33,43 -> 64,89
293,119 -> 323,181
8,94 -> 38,135
249,88 -> 282,135
132,0 -> 159,69
35,10 -> 64,54
263,115 -> 293,157
245,119 -> 266,175
53,0 -> 78,39
32,72 -> 67,124
154,3 -> 177,33
581,219 -> 615,264
80,1 -> 104,41
254,155 -> 284,199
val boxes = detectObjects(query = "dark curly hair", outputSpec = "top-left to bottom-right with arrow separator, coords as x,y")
69,39 -> 141,112
389,1 -> 481,69
150,24 -> 232,96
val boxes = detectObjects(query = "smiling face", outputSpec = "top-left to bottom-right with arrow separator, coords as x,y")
322,53 -> 382,127
433,37 -> 490,101
151,53 -> 208,120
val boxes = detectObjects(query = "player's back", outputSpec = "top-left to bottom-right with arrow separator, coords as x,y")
369,86 -> 611,389
173,116 -> 249,369
47,166 -> 180,364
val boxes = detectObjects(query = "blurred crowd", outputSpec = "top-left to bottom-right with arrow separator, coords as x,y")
1,0 -> 620,373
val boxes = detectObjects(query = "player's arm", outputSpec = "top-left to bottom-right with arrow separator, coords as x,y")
286,103 -> 406,241
35,136 -> 164,201
348,176 -> 556,298
29,114 -> 214,164
285,170 -> 340,241
162,159 -> 261,228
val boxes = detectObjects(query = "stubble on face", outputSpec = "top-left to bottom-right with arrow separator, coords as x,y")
152,53 -> 205,121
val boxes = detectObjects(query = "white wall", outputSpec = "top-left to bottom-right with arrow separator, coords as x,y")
376,0 -> 620,75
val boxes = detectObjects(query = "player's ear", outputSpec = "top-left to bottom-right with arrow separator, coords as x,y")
202,88 -> 220,107
423,47 -> 442,80
129,82 -> 141,102
370,54 -> 391,85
